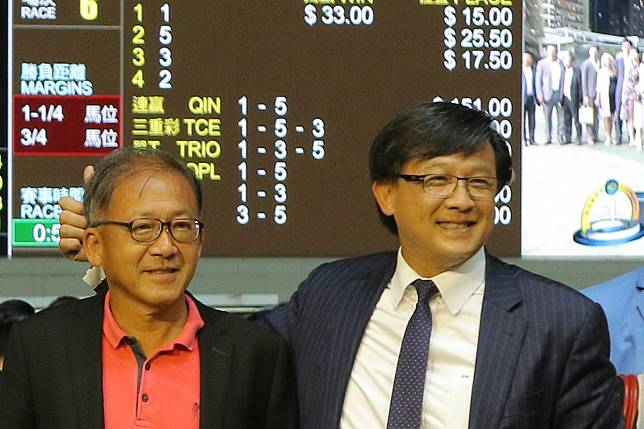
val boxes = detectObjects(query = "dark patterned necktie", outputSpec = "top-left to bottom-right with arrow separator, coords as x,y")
386,279 -> 440,429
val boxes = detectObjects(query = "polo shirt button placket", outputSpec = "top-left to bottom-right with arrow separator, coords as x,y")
142,393 -> 149,403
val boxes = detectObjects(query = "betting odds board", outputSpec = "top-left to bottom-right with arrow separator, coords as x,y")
3,0 -> 521,257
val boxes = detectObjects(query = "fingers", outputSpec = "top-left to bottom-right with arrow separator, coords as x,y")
57,166 -> 93,262
58,237 -> 87,262
59,196 -> 89,262
83,165 -> 94,186
59,196 -> 86,220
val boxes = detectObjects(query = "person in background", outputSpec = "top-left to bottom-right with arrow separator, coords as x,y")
623,48 -> 642,150
581,46 -> 601,144
47,296 -> 80,309
522,51 -> 537,146
615,38 -> 634,145
596,52 -> 618,145
582,266 -> 643,375
536,44 -> 565,144
561,51 -> 583,145
0,148 -> 297,429
0,300 -> 35,371
636,49 -> 644,152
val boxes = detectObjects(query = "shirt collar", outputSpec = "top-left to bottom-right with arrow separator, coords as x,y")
389,247 -> 486,316
103,290 -> 205,351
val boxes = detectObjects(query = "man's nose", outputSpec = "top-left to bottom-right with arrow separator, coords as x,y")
445,180 -> 476,208
149,226 -> 178,257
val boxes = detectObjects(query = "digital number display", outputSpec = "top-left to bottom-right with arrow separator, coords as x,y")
5,0 -> 522,257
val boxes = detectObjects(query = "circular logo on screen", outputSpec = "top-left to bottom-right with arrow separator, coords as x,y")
573,179 -> 644,246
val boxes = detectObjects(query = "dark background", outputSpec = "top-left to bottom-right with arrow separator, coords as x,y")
9,1 -> 521,257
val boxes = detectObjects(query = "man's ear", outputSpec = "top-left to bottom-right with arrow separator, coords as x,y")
372,180 -> 396,216
84,228 -> 103,267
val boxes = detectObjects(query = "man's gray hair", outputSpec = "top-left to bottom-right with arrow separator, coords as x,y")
83,147 -> 202,225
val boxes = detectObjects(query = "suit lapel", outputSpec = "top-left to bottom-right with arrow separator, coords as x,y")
469,255 -> 527,429
67,288 -> 106,428
196,303 -> 233,429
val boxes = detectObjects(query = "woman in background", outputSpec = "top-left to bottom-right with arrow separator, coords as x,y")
623,48 -> 641,149
596,52 -> 618,145
630,48 -> 644,152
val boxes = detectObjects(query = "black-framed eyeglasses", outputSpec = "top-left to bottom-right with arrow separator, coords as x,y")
91,218 -> 204,243
398,174 -> 498,199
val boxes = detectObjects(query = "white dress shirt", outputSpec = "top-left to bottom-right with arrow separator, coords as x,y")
563,67 -> 573,99
549,59 -> 562,90
340,248 -> 486,429
523,66 -> 534,96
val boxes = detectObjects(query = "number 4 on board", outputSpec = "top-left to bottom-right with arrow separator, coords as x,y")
132,70 -> 145,88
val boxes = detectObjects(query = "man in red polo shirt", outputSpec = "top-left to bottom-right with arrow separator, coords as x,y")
0,148 -> 297,429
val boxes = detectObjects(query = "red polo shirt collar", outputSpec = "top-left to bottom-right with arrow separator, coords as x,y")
103,290 -> 204,351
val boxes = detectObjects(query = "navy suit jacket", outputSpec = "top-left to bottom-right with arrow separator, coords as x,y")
565,66 -> 583,107
0,285 -> 298,429
582,266 -> 644,374
522,64 -> 537,106
615,56 -> 626,110
266,251 -> 623,429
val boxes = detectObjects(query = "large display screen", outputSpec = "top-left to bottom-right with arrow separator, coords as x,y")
520,26 -> 644,257
4,0 -> 521,257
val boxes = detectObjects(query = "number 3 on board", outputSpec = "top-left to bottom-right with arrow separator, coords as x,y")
80,0 -> 98,21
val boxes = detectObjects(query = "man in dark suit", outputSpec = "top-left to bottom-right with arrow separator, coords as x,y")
57,104 -> 624,429
264,102 -> 623,428
536,44 -> 565,144
0,148 -> 297,429
522,51 -> 537,146
615,38 -> 634,145
581,45 -> 600,144
561,51 -> 583,144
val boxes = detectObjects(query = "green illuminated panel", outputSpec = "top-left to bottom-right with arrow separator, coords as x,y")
12,219 -> 60,247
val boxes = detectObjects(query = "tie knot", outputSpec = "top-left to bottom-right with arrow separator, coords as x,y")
412,279 -> 439,303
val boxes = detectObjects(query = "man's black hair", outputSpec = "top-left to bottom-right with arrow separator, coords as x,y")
369,101 -> 512,235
